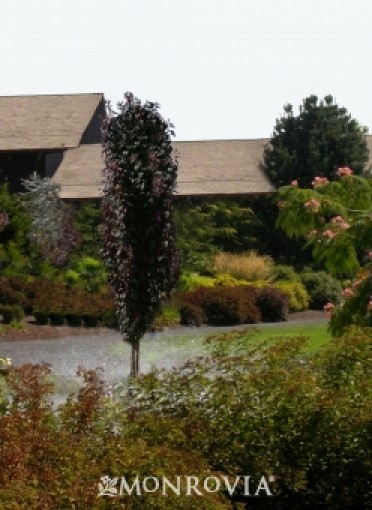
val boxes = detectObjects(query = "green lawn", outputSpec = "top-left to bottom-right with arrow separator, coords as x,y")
252,322 -> 332,353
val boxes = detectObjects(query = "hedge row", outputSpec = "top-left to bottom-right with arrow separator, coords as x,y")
0,277 -> 118,328
176,285 -> 289,326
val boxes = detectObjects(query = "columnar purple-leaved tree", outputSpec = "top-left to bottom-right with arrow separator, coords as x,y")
101,93 -> 179,378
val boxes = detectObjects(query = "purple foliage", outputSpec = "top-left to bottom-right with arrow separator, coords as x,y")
101,93 -> 180,367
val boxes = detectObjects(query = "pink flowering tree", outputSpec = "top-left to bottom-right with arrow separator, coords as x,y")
277,169 -> 371,335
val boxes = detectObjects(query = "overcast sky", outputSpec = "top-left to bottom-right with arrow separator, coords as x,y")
1,0 -> 372,140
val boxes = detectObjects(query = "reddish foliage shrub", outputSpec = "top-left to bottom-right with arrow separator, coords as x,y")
179,303 -> 205,326
23,279 -> 117,327
178,286 -> 261,326
0,364 -> 226,509
204,287 -> 261,325
256,287 -> 289,322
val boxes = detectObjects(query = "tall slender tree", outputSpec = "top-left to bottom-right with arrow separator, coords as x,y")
101,93 -> 179,378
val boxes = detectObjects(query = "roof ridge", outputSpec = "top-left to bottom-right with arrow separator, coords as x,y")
0,92 -> 104,99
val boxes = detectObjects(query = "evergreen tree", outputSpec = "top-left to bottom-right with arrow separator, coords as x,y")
263,95 -> 369,188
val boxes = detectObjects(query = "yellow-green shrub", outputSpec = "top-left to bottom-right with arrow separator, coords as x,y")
177,273 -> 216,292
274,280 -> 309,311
213,273 -> 249,287
213,251 -> 273,282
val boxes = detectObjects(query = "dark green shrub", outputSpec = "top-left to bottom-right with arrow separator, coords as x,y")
271,264 -> 299,282
179,303 -> 205,326
300,271 -> 342,309
256,287 -> 289,322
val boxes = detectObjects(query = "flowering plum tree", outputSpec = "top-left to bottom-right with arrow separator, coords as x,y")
277,169 -> 371,335
101,93 -> 179,378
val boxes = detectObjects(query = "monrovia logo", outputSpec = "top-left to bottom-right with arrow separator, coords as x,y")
98,474 -> 275,497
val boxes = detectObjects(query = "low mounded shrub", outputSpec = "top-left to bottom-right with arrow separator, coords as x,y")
213,272 -> 250,287
274,280 -> 309,311
179,303 -> 205,326
203,287 -> 261,325
256,287 -> 289,322
271,264 -> 299,282
177,273 -> 216,292
178,286 -> 261,326
300,271 -> 342,310
26,279 -> 117,328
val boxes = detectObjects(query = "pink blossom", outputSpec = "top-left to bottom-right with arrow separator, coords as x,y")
322,229 -> 336,239
291,180 -> 298,187
324,302 -> 335,318
312,176 -> 329,187
368,251 -> 372,260
330,216 -> 350,230
342,288 -> 354,298
304,198 -> 320,212
368,300 -> 372,311
324,302 -> 335,311
337,166 -> 353,177
339,221 -> 350,230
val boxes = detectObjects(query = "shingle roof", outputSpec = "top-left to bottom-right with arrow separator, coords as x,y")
174,139 -> 273,195
0,93 -> 104,151
54,139 -> 275,199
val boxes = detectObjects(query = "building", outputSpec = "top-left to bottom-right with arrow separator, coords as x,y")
0,93 -> 105,193
0,93 -> 274,199
1,93 -> 371,200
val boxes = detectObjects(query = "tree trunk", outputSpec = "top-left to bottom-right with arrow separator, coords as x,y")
130,337 -> 140,379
